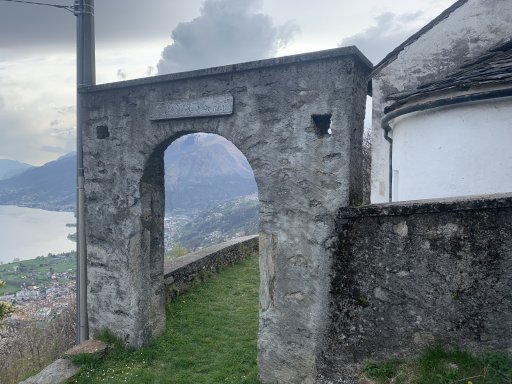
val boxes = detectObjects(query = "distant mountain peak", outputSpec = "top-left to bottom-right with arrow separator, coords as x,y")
0,159 -> 34,181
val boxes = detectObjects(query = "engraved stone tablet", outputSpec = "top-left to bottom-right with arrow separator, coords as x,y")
150,94 -> 233,121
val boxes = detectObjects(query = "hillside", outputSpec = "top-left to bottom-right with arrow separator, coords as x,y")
0,252 -> 75,295
166,194 -> 259,251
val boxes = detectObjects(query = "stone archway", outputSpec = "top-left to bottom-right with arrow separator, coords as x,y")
80,47 -> 371,383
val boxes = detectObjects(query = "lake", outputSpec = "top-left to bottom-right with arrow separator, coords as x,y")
0,205 -> 75,264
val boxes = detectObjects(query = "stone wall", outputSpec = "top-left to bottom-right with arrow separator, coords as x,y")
164,235 -> 258,301
318,193 -> 512,383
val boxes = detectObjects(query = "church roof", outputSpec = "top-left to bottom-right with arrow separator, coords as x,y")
385,39 -> 512,111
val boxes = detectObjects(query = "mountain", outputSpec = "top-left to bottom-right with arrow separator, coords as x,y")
165,134 -> 257,211
0,153 -> 75,211
0,159 -> 33,180
0,134 -> 257,212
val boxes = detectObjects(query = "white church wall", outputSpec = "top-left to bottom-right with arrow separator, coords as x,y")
391,97 -> 512,201
371,0 -> 512,203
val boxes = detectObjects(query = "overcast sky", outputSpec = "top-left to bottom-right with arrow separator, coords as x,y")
0,0 -> 455,165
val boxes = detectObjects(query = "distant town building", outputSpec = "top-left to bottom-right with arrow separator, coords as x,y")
15,288 -> 45,301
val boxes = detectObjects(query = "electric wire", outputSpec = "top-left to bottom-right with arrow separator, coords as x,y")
0,0 -> 75,13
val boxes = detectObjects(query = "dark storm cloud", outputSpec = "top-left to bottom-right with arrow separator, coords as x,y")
0,0 -> 73,48
0,0 -> 201,49
157,0 -> 299,74
340,11 -> 423,64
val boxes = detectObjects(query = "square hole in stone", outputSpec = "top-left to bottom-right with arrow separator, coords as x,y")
312,114 -> 332,136
96,125 -> 110,139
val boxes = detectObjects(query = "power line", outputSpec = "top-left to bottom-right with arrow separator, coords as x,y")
0,0 -> 75,13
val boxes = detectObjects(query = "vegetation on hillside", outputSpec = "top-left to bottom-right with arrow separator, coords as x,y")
0,252 -> 75,295
69,254 -> 260,384
0,280 -> 15,322
0,304 -> 76,384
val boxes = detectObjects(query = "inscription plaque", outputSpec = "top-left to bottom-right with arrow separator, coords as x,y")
150,94 -> 233,121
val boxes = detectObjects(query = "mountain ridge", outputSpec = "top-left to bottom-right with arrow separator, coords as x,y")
0,159 -> 33,181
0,134 -> 257,212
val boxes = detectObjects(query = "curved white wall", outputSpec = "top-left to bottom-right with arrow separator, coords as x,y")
391,97 -> 512,201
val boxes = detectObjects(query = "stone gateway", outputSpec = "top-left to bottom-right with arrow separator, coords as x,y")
80,47 -> 371,383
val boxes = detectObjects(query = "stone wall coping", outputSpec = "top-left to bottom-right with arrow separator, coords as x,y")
339,192 -> 512,218
164,235 -> 258,277
79,46 -> 372,94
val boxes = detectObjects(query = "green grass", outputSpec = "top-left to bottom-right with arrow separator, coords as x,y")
69,255 -> 260,384
363,346 -> 512,384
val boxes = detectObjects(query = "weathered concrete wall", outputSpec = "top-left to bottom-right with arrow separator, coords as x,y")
80,47 -> 371,383
371,0 -> 512,203
318,193 -> 512,383
164,235 -> 258,301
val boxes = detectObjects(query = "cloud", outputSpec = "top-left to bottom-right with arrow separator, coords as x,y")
0,0 -> 75,49
0,50 -> 77,164
0,97 -> 76,165
157,0 -> 299,74
340,11 -> 424,65
0,0 -> 203,51
40,145 -> 70,154
55,105 -> 76,115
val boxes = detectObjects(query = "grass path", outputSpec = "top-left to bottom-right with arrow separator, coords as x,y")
69,255 -> 259,384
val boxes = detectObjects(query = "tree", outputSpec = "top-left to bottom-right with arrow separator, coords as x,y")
0,280 -> 15,323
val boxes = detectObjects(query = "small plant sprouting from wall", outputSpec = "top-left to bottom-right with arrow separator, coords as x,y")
357,294 -> 369,308
165,244 -> 189,260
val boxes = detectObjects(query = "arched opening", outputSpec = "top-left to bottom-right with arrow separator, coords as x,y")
138,132 -> 260,378
163,133 -> 258,255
